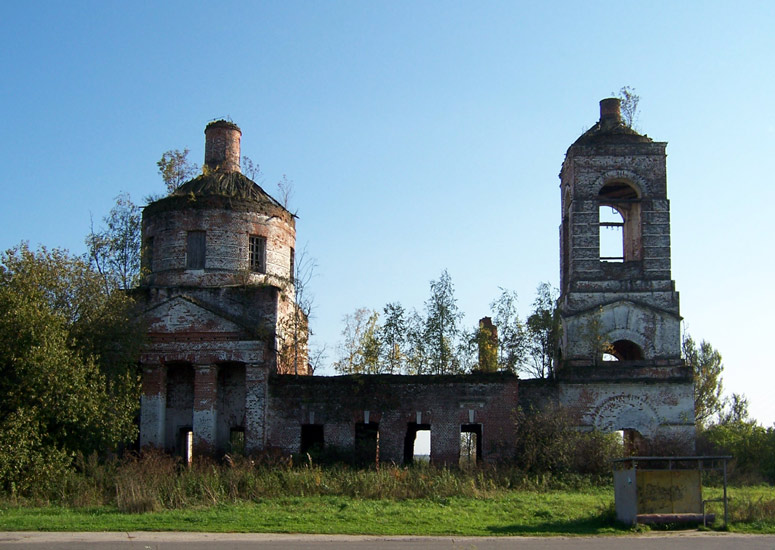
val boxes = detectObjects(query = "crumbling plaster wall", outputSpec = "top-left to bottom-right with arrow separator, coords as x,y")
138,285 -> 281,343
560,381 -> 695,445
561,300 -> 681,361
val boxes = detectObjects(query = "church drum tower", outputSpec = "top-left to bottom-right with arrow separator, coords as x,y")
136,120 -> 306,459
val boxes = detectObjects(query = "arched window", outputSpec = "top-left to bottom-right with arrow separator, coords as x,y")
598,182 -> 641,262
602,340 -> 644,361
599,206 -> 624,261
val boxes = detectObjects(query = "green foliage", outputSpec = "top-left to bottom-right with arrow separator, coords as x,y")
157,148 -> 198,193
380,302 -> 406,374
332,308 -> 381,374
333,270 -> 465,375
332,279 -> 563,377
513,404 -> 622,476
720,392 -> 750,425
424,269 -> 463,374
684,334 -> 724,427
0,244 -> 142,493
699,421 -> 775,483
579,306 -> 613,364
404,309 -> 429,375
489,288 -> 526,373
86,192 -> 141,291
525,282 -> 560,378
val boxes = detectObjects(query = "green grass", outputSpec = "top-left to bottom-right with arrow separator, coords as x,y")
0,453 -> 772,536
0,492 -> 622,536
703,485 -> 775,534
2,486 -> 773,535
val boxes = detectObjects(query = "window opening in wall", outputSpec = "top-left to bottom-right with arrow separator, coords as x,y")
186,231 -> 206,269
460,424 -> 482,468
300,424 -> 324,457
598,181 -> 641,262
249,235 -> 267,273
178,427 -> 193,465
355,422 -> 379,466
599,206 -> 624,262
403,423 -> 431,464
603,340 -> 644,362
289,247 -> 295,282
229,427 -> 245,456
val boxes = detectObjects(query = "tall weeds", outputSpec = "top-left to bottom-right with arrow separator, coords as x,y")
0,449 -> 611,512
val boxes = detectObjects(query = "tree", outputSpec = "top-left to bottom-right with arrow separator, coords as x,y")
277,245 -> 317,375
525,283 -> 560,378
332,308 -> 381,374
157,148 -> 198,193
405,309 -> 429,375
380,302 -> 407,374
579,306 -> 611,365
86,192 -> 141,292
614,86 -> 640,129
453,326 -> 480,374
513,404 -> 622,475
0,244 -> 142,492
424,270 -> 463,374
489,288 -> 526,373
699,420 -> 775,483
683,335 -> 724,428
719,392 -> 750,425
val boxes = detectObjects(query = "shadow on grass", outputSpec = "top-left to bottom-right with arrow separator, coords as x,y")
487,515 -> 628,536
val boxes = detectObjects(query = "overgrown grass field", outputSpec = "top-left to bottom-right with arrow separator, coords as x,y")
0,453 -> 772,535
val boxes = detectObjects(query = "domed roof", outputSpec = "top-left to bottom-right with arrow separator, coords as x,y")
144,171 -> 293,220
172,171 -> 284,208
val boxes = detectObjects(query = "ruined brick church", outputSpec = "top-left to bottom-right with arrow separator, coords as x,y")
138,99 -> 695,463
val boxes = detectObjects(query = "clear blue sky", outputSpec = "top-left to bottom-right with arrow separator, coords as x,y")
1,1 -> 773,425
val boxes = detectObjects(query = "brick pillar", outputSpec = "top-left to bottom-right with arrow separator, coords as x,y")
193,364 -> 218,455
140,363 -> 166,448
377,411 -> 408,464
245,363 -> 268,454
430,417 -> 460,467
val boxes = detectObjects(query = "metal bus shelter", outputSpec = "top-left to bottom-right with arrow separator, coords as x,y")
612,456 -> 732,527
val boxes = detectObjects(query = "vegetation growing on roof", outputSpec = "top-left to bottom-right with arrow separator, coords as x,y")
205,119 -> 241,133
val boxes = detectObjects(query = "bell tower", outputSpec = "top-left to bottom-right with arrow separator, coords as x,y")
557,98 -> 694,447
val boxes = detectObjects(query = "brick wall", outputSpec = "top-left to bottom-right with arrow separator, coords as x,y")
266,373 -> 519,465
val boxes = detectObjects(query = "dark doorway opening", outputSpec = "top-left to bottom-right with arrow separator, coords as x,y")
300,424 -> 324,456
355,422 -> 379,466
229,427 -> 245,456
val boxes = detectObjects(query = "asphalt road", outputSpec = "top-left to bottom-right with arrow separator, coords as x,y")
1,532 -> 775,550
